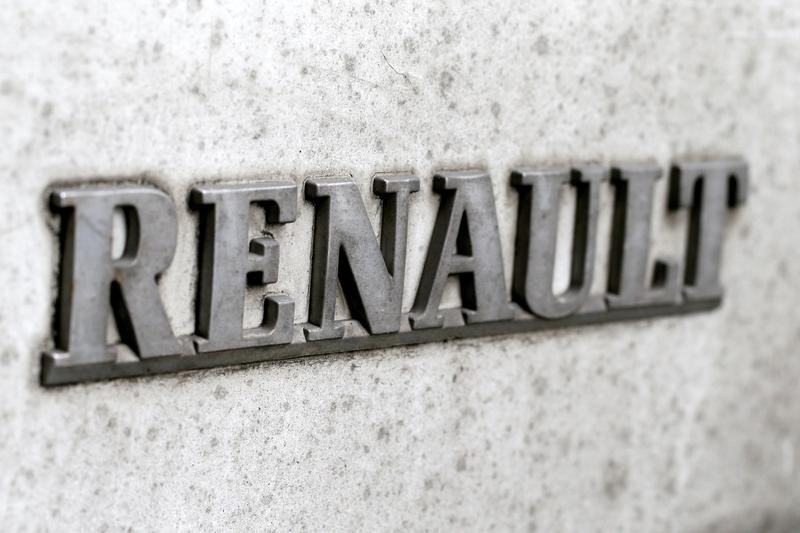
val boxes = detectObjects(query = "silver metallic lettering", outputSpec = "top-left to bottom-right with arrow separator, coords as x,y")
41,158 -> 749,386
49,185 -> 190,367
410,170 -> 513,329
669,159 -> 748,302
607,163 -> 680,308
304,174 -> 419,340
191,182 -> 296,351
511,165 -> 606,319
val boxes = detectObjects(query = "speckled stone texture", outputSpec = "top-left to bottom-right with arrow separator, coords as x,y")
1,1 -> 799,531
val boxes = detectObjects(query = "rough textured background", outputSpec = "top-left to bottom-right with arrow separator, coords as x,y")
1,1 -> 799,531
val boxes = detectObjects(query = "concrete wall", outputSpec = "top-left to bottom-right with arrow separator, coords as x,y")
1,1 -> 799,531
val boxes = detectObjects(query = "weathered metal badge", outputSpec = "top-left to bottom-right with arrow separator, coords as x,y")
43,159 -> 747,386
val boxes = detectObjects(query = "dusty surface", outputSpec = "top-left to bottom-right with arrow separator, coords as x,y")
1,0 -> 799,531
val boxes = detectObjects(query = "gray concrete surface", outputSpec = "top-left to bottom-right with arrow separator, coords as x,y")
1,0 -> 799,531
